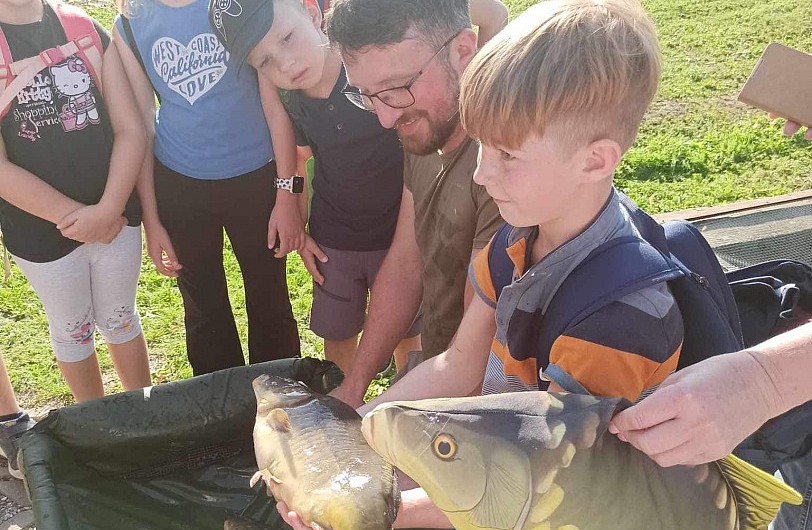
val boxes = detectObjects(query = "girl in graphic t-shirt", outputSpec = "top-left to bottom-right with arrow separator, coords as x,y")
0,0 -> 152,410
113,0 -> 301,375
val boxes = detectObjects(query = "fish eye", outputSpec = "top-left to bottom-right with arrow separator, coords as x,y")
432,433 -> 457,460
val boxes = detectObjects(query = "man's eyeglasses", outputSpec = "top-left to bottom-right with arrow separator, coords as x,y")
342,32 -> 460,112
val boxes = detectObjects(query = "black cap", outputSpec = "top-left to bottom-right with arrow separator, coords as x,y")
208,0 -> 274,69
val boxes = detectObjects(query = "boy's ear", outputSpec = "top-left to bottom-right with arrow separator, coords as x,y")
580,139 -> 622,183
304,0 -> 323,29
450,28 -> 479,74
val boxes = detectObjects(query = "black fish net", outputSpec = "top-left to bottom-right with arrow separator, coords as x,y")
691,199 -> 812,271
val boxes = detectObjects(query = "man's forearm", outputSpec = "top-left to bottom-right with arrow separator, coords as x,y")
747,321 -> 812,419
342,254 -> 423,401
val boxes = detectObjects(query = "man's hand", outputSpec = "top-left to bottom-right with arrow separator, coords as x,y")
143,219 -> 182,277
608,351 -> 774,467
770,113 -> 812,140
298,234 -> 328,285
329,383 -> 366,409
268,200 -> 306,258
57,204 -> 126,243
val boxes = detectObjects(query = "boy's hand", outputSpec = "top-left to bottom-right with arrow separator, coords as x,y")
298,235 -> 328,285
268,200 -> 306,258
769,113 -> 812,140
275,501 -> 321,530
57,204 -> 126,243
143,219 -> 182,277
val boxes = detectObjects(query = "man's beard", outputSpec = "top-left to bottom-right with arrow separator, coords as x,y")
395,81 -> 462,156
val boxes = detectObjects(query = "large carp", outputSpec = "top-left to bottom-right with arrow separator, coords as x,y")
362,392 -> 801,530
250,375 -> 399,530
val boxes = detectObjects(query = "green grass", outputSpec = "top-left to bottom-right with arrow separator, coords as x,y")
2,0 -> 811,412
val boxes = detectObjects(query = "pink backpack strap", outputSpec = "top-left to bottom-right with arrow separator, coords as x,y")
0,3 -> 104,120
0,29 -> 13,91
51,0 -> 104,92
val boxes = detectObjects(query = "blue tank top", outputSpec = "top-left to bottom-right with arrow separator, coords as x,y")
114,0 -> 273,180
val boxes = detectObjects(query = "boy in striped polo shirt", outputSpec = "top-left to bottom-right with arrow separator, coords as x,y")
360,0 -> 683,412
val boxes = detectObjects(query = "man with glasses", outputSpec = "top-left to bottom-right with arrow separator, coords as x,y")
326,0 -> 505,408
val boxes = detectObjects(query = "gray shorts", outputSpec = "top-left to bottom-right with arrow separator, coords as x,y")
310,245 -> 422,341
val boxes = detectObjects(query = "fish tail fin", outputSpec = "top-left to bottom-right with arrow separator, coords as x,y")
717,454 -> 802,530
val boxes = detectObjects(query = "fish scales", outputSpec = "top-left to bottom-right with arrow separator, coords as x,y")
362,392 -> 801,530
286,401 -> 383,491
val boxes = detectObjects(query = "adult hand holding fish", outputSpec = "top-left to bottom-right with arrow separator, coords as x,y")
608,351 -> 775,467
610,322 -> 812,467
249,375 -> 400,530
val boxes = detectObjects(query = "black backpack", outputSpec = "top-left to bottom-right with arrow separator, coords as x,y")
488,191 -> 811,472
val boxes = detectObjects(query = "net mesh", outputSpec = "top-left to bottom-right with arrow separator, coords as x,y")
691,199 -> 812,271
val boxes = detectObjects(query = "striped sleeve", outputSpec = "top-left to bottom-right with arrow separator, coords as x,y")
469,238 -> 498,308
546,283 -> 684,402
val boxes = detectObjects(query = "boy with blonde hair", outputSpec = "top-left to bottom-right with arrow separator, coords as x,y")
359,0 -> 683,410
278,0 -> 687,527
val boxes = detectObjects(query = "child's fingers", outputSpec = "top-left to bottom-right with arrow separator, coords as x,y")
153,258 -> 176,277
805,128 -> 812,141
308,241 -> 328,263
162,243 -> 182,271
301,252 -> 325,285
277,234 -> 293,257
56,211 -> 79,231
60,224 -> 83,241
783,120 -> 802,136
296,233 -> 306,252
267,223 -> 279,250
159,261 -> 179,278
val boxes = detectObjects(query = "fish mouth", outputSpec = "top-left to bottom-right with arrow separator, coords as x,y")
361,404 -> 398,465
252,374 -> 271,393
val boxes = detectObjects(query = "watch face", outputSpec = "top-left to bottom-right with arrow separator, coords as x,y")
292,176 -> 305,194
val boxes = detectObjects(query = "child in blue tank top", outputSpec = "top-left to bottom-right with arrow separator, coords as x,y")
113,0 -> 301,375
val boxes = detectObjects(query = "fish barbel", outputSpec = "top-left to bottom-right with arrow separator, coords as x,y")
250,375 -> 399,530
362,391 -> 801,530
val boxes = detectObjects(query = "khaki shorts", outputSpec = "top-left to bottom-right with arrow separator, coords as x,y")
309,245 -> 422,341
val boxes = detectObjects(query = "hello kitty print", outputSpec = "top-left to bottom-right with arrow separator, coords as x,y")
12,55 -> 101,142
51,57 -> 100,131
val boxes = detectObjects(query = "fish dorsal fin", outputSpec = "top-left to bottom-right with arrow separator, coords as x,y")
267,408 -> 292,433
716,454 -> 801,530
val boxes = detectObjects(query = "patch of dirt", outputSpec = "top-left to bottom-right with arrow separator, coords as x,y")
645,92 -> 757,122
0,491 -> 24,522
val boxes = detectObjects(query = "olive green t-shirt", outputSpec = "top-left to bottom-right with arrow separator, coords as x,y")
404,138 -> 503,358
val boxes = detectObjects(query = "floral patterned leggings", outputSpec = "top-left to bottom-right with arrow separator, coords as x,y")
13,226 -> 143,362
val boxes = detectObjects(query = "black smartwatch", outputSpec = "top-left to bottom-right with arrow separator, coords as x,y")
275,175 -> 305,194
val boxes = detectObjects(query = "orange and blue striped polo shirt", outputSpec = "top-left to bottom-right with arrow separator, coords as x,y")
469,190 -> 684,402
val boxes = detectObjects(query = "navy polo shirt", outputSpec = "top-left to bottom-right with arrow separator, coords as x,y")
283,67 -> 403,251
